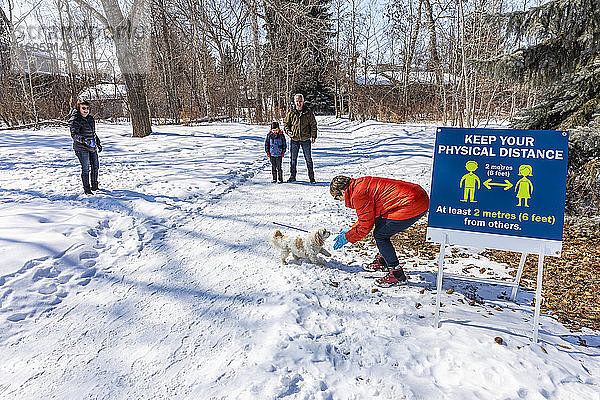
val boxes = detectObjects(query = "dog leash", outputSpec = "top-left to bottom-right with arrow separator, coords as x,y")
272,221 -> 309,233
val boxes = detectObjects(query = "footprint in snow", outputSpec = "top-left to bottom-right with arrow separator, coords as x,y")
57,273 -> 73,284
7,312 -> 28,322
46,296 -> 61,306
79,268 -> 96,279
79,250 -> 98,260
32,266 -> 58,282
38,283 -> 57,295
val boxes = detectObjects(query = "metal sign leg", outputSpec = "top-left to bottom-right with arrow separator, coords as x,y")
532,244 -> 545,343
510,253 -> 527,302
434,234 -> 447,328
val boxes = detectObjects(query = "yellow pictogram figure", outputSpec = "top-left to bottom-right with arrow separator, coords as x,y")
460,160 -> 481,202
515,164 -> 533,207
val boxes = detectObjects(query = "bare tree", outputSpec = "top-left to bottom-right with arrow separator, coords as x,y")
421,0 -> 447,123
1,0 -> 43,126
72,0 -> 152,137
249,0 -> 263,122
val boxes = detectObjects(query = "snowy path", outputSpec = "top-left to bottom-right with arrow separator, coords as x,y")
1,118 -> 598,399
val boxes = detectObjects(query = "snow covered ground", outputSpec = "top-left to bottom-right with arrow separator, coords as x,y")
0,117 -> 598,399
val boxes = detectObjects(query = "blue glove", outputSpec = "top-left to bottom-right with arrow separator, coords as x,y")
333,229 -> 349,250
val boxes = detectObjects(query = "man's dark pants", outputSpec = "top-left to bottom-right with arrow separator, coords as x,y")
289,140 -> 314,180
75,149 -> 99,190
373,211 -> 428,268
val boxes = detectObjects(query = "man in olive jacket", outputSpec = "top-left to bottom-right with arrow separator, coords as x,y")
283,93 -> 318,184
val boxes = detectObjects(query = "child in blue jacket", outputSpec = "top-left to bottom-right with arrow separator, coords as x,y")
265,121 -> 287,183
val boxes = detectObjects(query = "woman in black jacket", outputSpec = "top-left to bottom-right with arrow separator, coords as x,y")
69,100 -> 102,194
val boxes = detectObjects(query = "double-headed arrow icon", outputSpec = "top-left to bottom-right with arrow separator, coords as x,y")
483,178 -> 513,190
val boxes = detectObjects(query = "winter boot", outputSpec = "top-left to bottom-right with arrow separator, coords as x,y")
375,268 -> 408,288
84,187 -> 93,195
287,176 -> 296,183
363,255 -> 388,272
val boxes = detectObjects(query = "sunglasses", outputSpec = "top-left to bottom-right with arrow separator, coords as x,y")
80,106 -> 89,110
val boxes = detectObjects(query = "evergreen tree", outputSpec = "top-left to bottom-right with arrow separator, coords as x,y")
263,0 -> 335,114
494,0 -> 600,216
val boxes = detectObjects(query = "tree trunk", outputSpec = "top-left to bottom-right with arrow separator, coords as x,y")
4,8 -> 37,126
250,0 -> 263,123
192,0 -> 212,118
154,0 -> 180,122
334,0 -> 341,118
57,0 -> 78,103
458,0 -> 470,127
404,0 -> 422,119
74,0 -> 152,137
422,0 -> 446,123
113,37 -> 152,137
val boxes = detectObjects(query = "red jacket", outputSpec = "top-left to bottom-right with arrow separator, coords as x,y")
344,177 -> 429,243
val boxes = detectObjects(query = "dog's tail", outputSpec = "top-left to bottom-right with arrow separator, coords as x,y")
269,229 -> 284,246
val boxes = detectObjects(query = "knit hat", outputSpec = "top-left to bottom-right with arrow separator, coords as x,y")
330,175 -> 351,198
271,121 -> 279,129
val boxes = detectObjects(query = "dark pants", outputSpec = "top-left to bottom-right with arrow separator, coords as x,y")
289,140 -> 314,180
75,149 -> 99,190
270,156 -> 283,182
373,211 -> 427,268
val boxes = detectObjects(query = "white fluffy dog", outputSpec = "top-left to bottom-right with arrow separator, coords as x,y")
270,228 -> 332,265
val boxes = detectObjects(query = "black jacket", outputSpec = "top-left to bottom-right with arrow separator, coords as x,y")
69,109 -> 101,152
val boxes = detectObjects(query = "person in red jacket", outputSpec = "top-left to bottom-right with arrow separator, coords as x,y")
330,175 -> 429,287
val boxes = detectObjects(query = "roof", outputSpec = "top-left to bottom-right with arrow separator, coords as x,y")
78,83 -> 127,101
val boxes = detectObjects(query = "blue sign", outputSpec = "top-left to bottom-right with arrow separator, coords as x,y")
427,127 -> 568,246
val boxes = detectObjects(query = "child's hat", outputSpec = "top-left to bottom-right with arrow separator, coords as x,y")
271,121 -> 279,129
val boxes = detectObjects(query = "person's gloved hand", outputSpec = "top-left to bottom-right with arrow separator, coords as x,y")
267,153 -> 271,157
97,143 -> 103,152
333,229 -> 349,250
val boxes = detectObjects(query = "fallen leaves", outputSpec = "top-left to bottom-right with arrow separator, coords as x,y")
482,224 -> 600,331
370,223 -> 600,331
